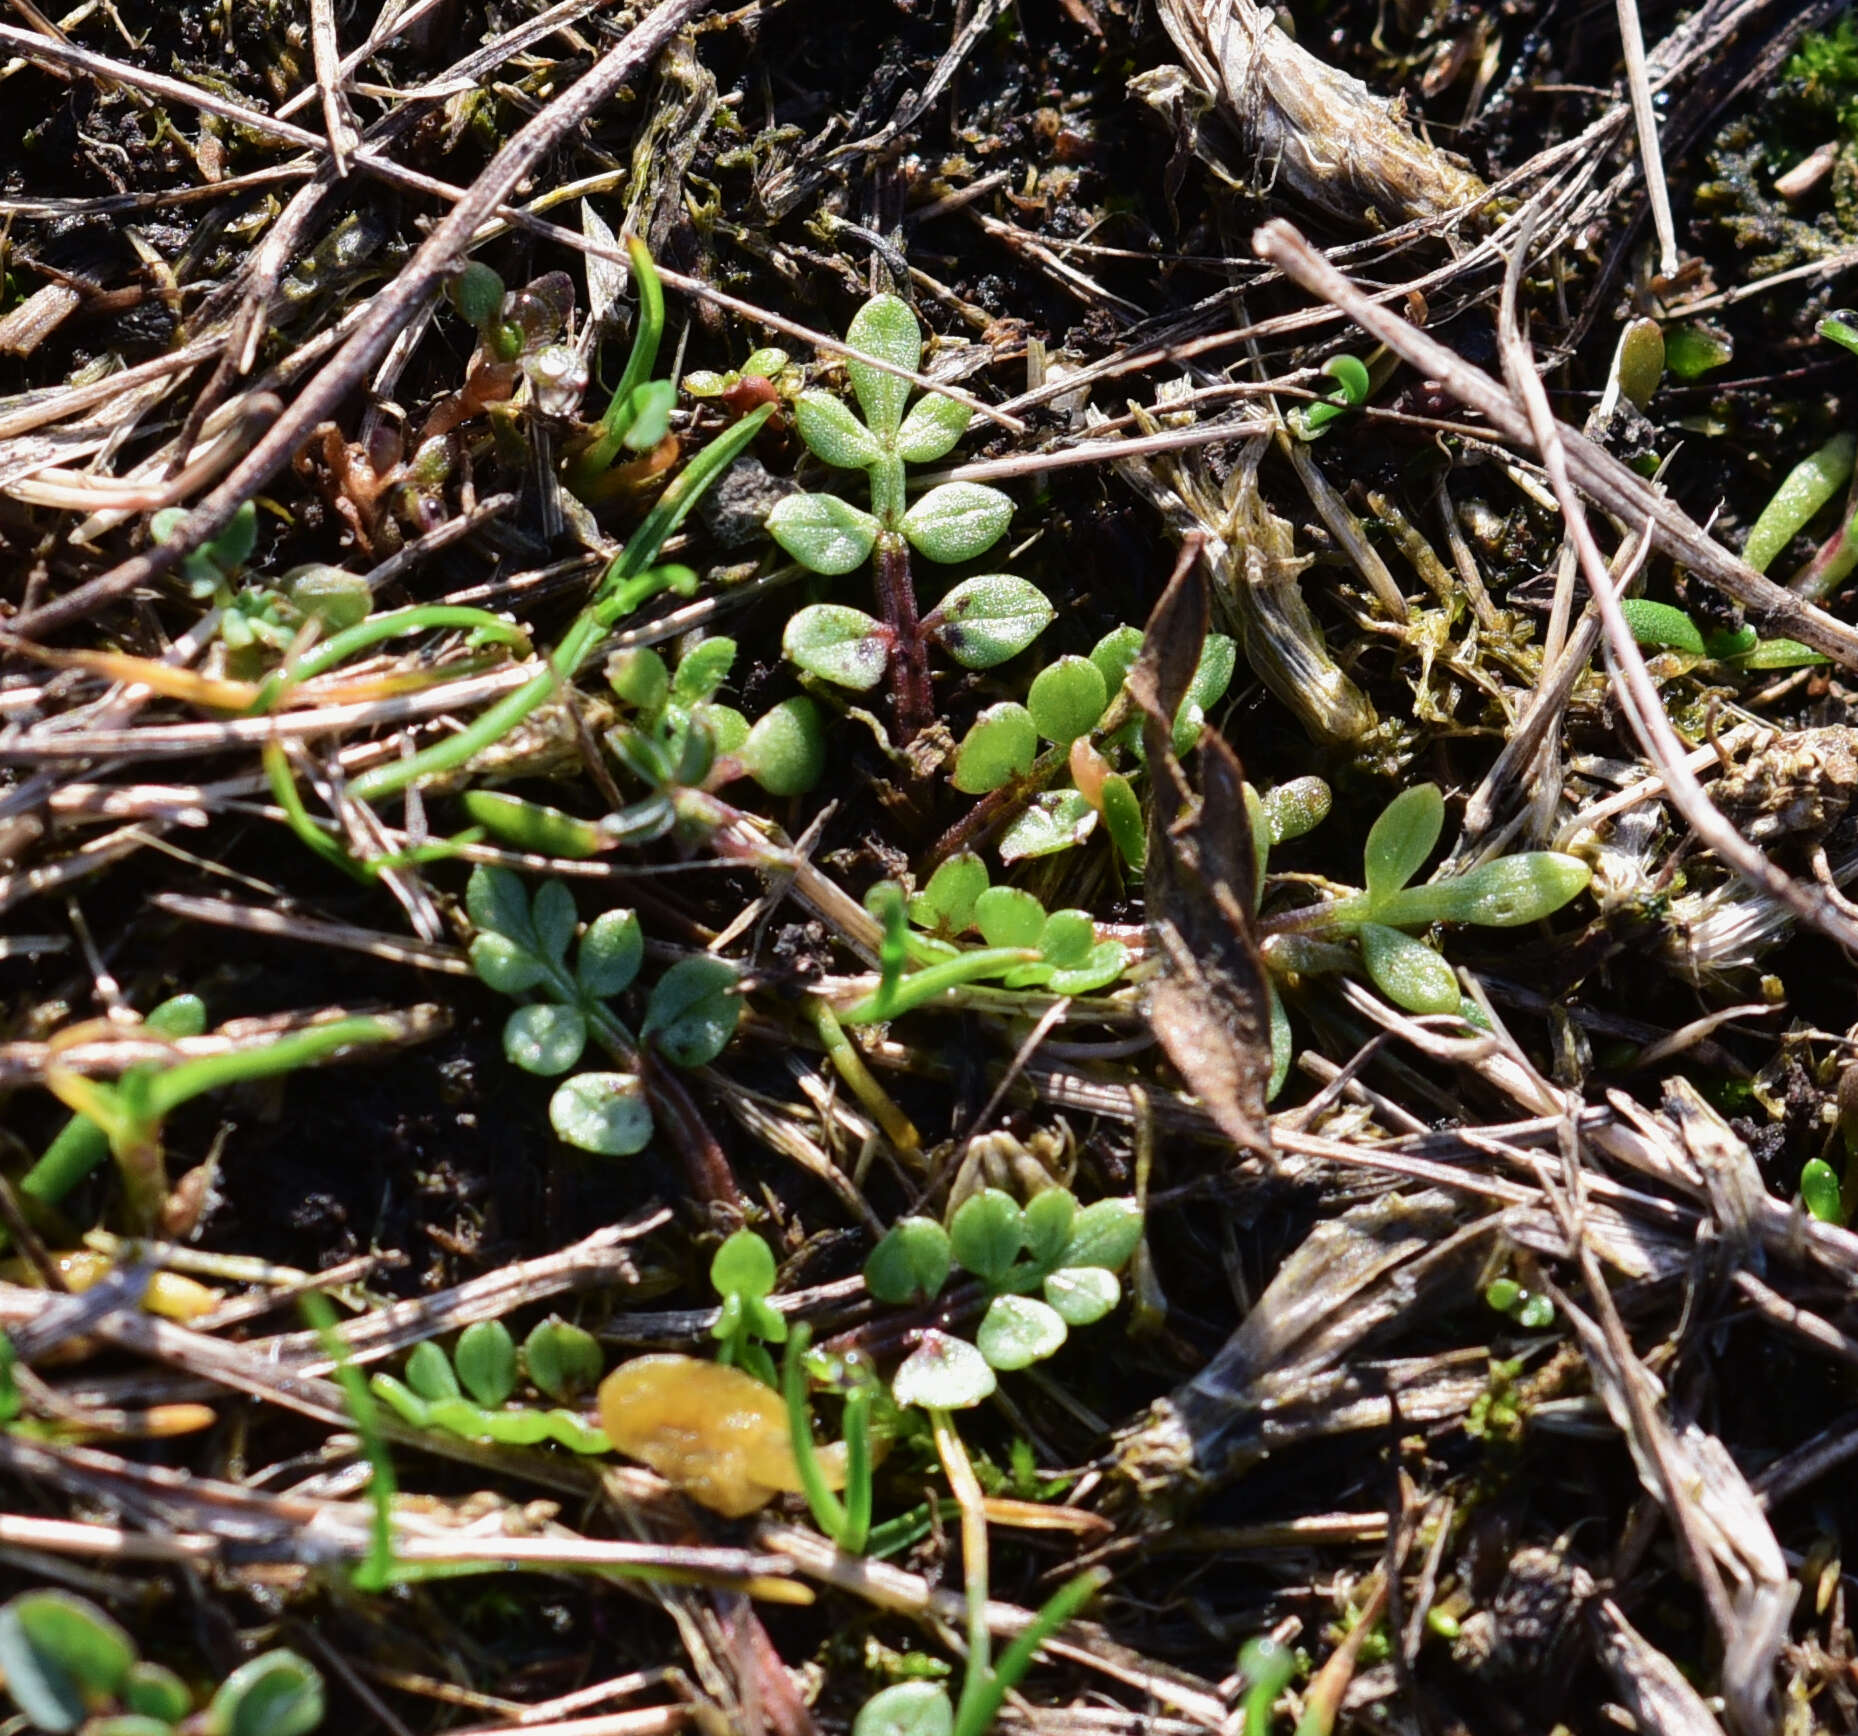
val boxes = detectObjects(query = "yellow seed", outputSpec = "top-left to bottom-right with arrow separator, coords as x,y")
597,1354 -> 845,1519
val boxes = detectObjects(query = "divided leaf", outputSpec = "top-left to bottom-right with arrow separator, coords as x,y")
865,1216 -> 954,1304
643,956 -> 741,1067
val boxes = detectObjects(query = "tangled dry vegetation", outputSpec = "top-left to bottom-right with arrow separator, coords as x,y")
12,0 -> 1858,1731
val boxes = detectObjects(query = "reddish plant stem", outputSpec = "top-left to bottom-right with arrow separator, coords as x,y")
874,532 -> 934,742
642,1052 -> 745,1221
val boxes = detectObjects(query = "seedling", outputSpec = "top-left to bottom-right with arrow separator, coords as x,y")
769,293 -> 1047,737
370,1319 -> 610,1452
867,1189 -> 1145,1376
710,1229 -> 788,1387
1617,597 -> 1825,669
1289,352 -> 1372,439
0,1589 -> 323,1736
466,865 -> 740,1155
44,1013 -> 398,1234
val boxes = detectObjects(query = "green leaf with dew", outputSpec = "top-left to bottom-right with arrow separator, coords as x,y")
784,603 -> 891,690
909,852 -> 988,936
1058,1199 -> 1143,1271
900,482 -> 1012,564
977,1294 -> 1067,1370
549,1072 -> 652,1155
1358,922 -> 1460,1015
1042,1265 -> 1119,1326
577,908 -> 644,999
1619,598 -> 1705,654
1364,783 -> 1443,906
1374,851 -> 1591,929
739,697 -> 827,796
643,956 -> 741,1067
866,1217 -> 953,1304
929,574 -> 1054,669
844,294 -> 921,439
1262,776 -> 1333,846
999,789 -> 1097,862
504,1004 -> 588,1076
1802,1157 -> 1844,1223
893,391 -> 972,464
672,637 -> 737,704
794,390 -> 886,469
767,492 -> 881,575
974,886 -> 1046,949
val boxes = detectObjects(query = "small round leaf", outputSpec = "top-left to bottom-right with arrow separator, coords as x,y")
929,574 -> 1054,669
740,697 -> 827,796
504,1004 -> 588,1076
470,933 -> 548,996
1045,940 -> 1128,997
123,1663 -> 192,1725
949,1189 -> 1024,1285
866,1217 -> 954,1304
1043,1265 -> 1120,1326
405,1339 -> 461,1402
908,852 -> 988,936
1037,908 -> 1096,968
1089,625 -> 1143,695
1262,777 -> 1333,846
643,956 -> 742,1068
1058,1199 -> 1143,1271
1802,1157 -> 1845,1223
1020,1189 -> 1077,1269
784,603 -> 891,691
524,1318 -> 604,1403
455,1319 -> 518,1407
974,886 -> 1046,949
976,1294 -> 1068,1370
0,1592 -> 135,1731
951,703 -> 1036,794
900,482 -> 1012,564
531,878 -> 579,965
768,493 -> 881,575
467,864 -> 536,947
210,1651 -> 325,1736
853,1681 -> 954,1736
891,1329 -> 996,1410
712,1230 -> 778,1300
550,1072 -> 653,1155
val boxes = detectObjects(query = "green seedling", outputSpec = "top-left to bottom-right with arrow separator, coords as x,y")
1619,597 -> 1827,669
769,292 -> 1043,738
844,872 -> 1130,1025
1289,353 -> 1372,439
1237,1636 -> 1297,1736
303,1289 -> 396,1590
566,236 -> 679,497
44,1014 -> 396,1234
781,1321 -> 878,1555
1255,783 -> 1589,1090
1483,1277 -> 1555,1329
944,623 -> 1234,868
866,1189 -> 1144,1376
466,866 -> 740,1155
0,1590 -> 323,1736
370,1319 -> 610,1453
151,499 -> 258,601
684,345 -> 802,404
710,1229 -> 787,1388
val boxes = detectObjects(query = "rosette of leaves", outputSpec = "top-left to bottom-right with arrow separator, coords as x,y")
1257,783 -> 1591,1088
949,624 -> 1235,864
370,1318 -> 610,1452
466,865 -> 741,1155
0,1589 -> 323,1736
866,1189 -> 1144,1388
767,294 -> 1049,733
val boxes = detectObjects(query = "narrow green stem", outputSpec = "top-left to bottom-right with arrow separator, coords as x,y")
782,1323 -> 849,1542
839,1386 -> 873,1555
931,1407 -> 993,1735
957,1569 -> 1108,1736
249,605 -> 531,714
839,947 -> 1037,1025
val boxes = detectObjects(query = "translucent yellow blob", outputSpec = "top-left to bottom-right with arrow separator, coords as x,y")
0,1252 -> 221,1323
598,1354 -> 845,1519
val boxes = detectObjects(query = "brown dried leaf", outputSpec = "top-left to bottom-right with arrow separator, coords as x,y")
1126,542 -> 1273,1160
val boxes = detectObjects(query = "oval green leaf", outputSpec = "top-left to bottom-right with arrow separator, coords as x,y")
949,1188 -> 1024,1284
524,1318 -> 604,1402
549,1072 -> 653,1155
643,956 -> 742,1067
974,885 -> 1045,949
767,492 -> 881,575
976,1294 -> 1067,1370
794,390 -> 886,468
783,603 -> 891,690
951,702 -> 1036,794
900,482 -> 1012,564
1363,783 -> 1444,906
504,1003 -> 588,1076
1058,1199 -> 1143,1271
1027,655 -> 1108,745
929,574 -> 1054,669
845,294 -> 922,438
890,1328 -> 996,1410
455,1319 -> 518,1407
740,696 -> 827,796
894,390 -> 973,464
1358,921 -> 1459,1016
999,789 -> 1098,862
578,908 -> 644,998
1042,1265 -> 1119,1326
866,1216 -> 954,1305
211,1651 -> 326,1736
853,1681 -> 954,1736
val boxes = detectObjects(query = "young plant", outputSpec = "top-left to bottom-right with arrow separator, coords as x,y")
370,1319 -> 610,1452
1617,596 -> 1827,671
1256,782 -> 1590,1090
769,293 -> 1047,738
710,1229 -> 787,1387
944,623 -> 1234,867
565,237 -> 679,500
0,1590 -> 323,1736
1288,352 -> 1372,440
843,871 -> 1130,1026
466,865 -> 740,1155
44,1014 -> 398,1235
867,1188 -> 1144,1377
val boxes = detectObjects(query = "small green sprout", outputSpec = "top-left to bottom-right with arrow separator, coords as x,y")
710,1229 -> 788,1388
0,1590 -> 324,1736
370,1319 -> 610,1452
1484,1278 -> 1555,1329
1618,597 -> 1827,669
1290,353 -> 1372,439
